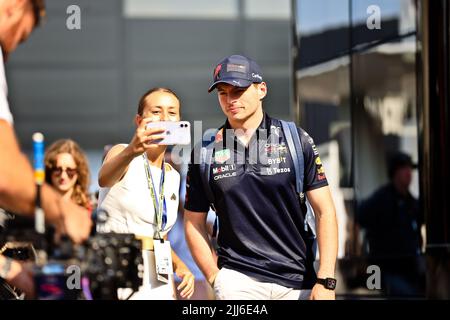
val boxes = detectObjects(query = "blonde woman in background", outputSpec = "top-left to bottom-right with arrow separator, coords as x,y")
45,139 -> 92,213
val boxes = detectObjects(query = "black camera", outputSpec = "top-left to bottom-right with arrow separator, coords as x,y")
0,211 -> 144,300
76,233 -> 144,300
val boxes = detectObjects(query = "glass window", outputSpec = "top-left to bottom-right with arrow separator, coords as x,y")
294,0 -> 423,297
296,56 -> 352,261
352,36 -> 425,297
351,0 -> 416,49
352,36 -> 418,201
296,0 -> 350,68
295,1 -> 353,262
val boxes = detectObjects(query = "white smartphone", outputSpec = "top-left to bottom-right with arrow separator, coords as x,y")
145,121 -> 191,145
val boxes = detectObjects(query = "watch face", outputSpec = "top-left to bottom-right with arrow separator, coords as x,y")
326,278 -> 337,289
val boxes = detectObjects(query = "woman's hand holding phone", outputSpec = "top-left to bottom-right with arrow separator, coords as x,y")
128,118 -> 166,157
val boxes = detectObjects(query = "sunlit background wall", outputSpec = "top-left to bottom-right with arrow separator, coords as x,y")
7,0 -> 292,193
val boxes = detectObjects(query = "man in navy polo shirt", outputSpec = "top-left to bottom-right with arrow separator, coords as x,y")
184,55 -> 338,300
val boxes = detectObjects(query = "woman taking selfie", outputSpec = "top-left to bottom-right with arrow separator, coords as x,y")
97,87 -> 194,300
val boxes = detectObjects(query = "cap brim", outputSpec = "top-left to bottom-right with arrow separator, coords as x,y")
208,79 -> 253,93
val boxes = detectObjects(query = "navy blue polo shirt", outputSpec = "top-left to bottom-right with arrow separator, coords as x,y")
184,113 -> 328,289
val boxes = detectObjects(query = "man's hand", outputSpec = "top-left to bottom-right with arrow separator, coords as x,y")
175,265 -> 195,299
184,210 -> 220,292
309,283 -> 335,300
207,269 -> 220,287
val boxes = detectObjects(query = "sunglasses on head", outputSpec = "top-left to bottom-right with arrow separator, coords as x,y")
51,166 -> 78,179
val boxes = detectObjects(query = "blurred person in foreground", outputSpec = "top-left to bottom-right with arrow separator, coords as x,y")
0,0 -> 91,298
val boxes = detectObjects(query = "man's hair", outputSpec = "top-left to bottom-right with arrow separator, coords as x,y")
30,0 -> 46,27
387,152 -> 416,180
137,87 -> 180,116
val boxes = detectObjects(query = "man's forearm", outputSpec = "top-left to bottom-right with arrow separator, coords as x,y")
316,209 -> 338,278
0,121 -> 36,215
184,215 -> 219,283
0,121 -> 63,226
307,187 -> 338,278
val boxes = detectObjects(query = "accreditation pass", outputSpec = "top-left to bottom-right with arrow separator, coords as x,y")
154,240 -> 173,283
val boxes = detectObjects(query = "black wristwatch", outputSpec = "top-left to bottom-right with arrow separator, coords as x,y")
316,277 -> 337,290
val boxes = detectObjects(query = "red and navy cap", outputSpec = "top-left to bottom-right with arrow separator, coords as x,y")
208,54 -> 264,92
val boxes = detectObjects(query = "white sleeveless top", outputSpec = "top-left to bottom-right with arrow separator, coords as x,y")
97,149 -> 180,238
0,45 -> 13,124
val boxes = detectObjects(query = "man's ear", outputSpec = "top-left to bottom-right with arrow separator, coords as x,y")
258,82 -> 267,100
